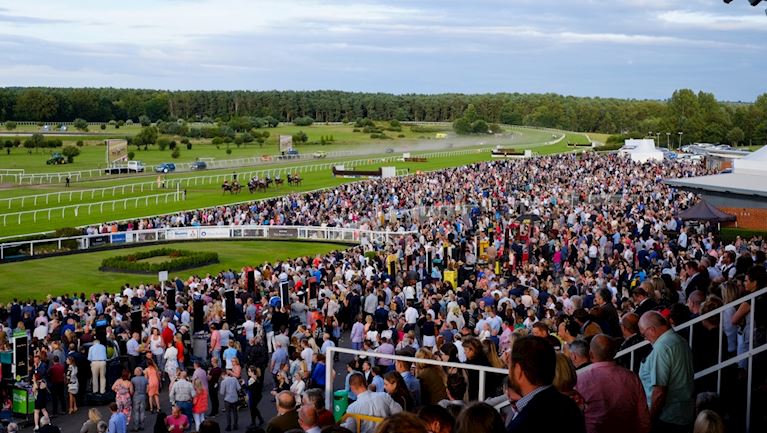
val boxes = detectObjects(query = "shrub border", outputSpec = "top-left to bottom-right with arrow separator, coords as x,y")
99,248 -> 218,274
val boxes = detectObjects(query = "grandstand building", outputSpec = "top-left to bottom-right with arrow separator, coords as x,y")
665,146 -> 767,231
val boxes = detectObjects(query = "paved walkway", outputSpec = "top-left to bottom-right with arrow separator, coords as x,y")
17,345 -> 355,433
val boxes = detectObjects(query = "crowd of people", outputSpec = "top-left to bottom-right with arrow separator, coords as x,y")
0,152 -> 765,433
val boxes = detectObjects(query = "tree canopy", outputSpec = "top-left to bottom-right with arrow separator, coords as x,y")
0,87 -> 763,145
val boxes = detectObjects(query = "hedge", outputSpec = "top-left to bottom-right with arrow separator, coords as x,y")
99,248 -> 219,274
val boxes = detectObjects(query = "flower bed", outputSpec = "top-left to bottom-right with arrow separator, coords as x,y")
99,248 -> 218,274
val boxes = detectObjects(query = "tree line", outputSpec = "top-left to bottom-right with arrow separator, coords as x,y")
0,87 -> 765,146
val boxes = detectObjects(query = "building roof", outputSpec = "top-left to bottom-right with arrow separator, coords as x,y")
664,173 -> 767,198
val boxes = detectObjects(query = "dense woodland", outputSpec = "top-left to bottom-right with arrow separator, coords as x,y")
0,88 -> 765,145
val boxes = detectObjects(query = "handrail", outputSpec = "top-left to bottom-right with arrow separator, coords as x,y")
339,413 -> 385,433
324,346 -> 508,414
615,285 -> 767,359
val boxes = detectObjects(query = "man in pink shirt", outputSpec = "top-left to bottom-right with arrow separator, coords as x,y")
575,334 -> 651,433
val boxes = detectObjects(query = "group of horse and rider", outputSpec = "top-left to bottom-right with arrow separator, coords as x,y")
221,172 -> 302,194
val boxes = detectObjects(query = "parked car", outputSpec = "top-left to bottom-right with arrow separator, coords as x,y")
191,161 -> 207,170
105,161 -> 145,174
312,151 -> 327,159
46,152 -> 66,165
155,162 -> 176,173
385,148 -> 394,153
278,149 -> 300,159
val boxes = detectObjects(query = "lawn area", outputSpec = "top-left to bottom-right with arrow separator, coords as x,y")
0,240 -> 344,301
0,122 -> 453,173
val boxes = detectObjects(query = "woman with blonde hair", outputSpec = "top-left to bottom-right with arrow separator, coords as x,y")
415,348 -> 447,405
720,280 -> 742,357
693,409 -> 724,433
553,352 -> 585,411
80,408 -> 102,433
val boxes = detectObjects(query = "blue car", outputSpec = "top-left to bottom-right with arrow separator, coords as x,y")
155,162 -> 176,173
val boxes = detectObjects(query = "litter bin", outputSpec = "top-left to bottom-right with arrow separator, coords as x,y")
333,390 -> 349,422
193,332 -> 210,362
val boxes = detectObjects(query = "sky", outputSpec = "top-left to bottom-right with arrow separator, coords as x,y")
0,0 -> 764,101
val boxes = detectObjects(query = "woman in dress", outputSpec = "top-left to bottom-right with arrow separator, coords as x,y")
144,358 -> 162,414
230,357 -> 242,381
32,373 -> 49,431
111,369 -> 134,425
66,356 -> 79,414
163,344 -> 179,389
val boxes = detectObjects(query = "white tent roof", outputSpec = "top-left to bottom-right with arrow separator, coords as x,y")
619,139 -> 663,163
734,145 -> 767,175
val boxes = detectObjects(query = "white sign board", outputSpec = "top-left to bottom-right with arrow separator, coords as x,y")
199,227 -> 231,239
158,271 -> 168,282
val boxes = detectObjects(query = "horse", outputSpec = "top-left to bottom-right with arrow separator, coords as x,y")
288,174 -> 302,186
248,180 -> 267,193
274,177 -> 284,187
230,182 -> 241,194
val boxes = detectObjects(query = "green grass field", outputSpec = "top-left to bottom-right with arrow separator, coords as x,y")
0,240 -> 343,301
0,123 -> 455,173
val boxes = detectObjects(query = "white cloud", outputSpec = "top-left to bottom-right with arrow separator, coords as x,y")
658,10 -> 767,32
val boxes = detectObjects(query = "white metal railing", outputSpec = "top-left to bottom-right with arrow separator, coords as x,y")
324,346 -> 508,412
616,286 -> 767,432
0,225 -> 413,260
0,188 -> 183,227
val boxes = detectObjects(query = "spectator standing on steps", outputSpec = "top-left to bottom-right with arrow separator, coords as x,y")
88,339 -> 108,394
219,369 -> 241,431
131,367 -> 148,432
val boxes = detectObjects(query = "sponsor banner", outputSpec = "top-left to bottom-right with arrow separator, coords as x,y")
90,235 -> 110,247
199,227 -> 231,239
13,334 -> 28,378
268,227 -> 298,239
165,229 -> 199,240
111,233 -> 126,243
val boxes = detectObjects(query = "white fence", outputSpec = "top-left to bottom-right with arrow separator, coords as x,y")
324,346 -> 508,412
0,225 -> 414,260
0,188 -> 183,226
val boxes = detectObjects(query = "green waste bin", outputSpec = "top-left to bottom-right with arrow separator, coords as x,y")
12,388 -> 33,415
333,390 -> 349,422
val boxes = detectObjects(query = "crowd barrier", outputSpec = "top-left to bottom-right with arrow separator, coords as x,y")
0,225 -> 414,261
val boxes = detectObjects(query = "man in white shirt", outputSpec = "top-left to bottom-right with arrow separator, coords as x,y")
243,318 -> 256,341
453,334 -> 467,362
300,340 -> 313,372
404,304 -> 419,329
342,374 -> 402,433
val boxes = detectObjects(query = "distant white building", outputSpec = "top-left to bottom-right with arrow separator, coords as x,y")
618,139 -> 664,163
